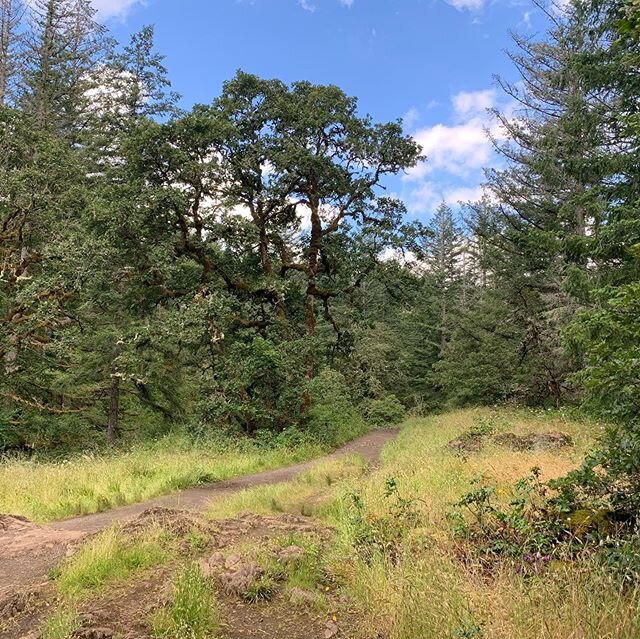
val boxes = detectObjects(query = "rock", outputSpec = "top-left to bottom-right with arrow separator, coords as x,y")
73,629 -> 114,639
224,553 -> 242,570
219,561 -> 263,595
199,551 -> 226,578
492,432 -> 573,452
198,558 -> 213,579
288,587 -> 317,606
277,545 -> 305,564
324,620 -> 339,638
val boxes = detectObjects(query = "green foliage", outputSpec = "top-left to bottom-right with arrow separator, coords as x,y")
306,369 -> 368,445
362,395 -> 406,427
448,469 -> 565,566
345,476 -> 421,564
199,337 -> 306,435
565,283 -> 640,425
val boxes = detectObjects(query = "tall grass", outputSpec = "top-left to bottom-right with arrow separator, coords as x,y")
316,408 -> 640,639
0,433 -> 327,522
204,408 -> 636,638
206,455 -> 368,519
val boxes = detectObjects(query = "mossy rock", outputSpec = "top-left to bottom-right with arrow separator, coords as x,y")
564,508 -> 613,537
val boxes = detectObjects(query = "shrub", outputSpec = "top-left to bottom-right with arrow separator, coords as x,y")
306,369 -> 368,446
362,395 -> 406,427
345,476 -> 421,564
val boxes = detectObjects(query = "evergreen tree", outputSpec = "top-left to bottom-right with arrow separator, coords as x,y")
20,0 -> 106,133
0,0 -> 23,105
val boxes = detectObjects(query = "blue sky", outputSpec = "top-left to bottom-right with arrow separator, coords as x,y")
95,0 -> 547,220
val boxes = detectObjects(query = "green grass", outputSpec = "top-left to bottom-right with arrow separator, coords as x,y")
315,408 -> 640,639
151,563 -> 221,639
54,525 -> 171,598
40,608 -> 80,639
206,454 -> 368,519
0,433 -> 327,522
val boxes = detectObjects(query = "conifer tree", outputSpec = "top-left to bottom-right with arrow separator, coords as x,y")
0,0 -> 23,105
20,0 -> 106,133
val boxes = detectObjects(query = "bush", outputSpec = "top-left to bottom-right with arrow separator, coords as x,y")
306,369 -> 368,446
362,395 -> 406,427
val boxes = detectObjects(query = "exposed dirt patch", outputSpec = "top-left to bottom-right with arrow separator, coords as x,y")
2,508 -> 359,639
447,431 -> 485,454
448,429 -> 574,455
0,516 -> 84,600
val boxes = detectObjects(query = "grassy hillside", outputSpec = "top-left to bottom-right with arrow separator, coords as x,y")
5,408 -> 639,639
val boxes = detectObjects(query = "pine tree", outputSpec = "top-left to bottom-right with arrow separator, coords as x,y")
20,0 -> 106,133
421,202 -> 464,349
0,0 -> 23,105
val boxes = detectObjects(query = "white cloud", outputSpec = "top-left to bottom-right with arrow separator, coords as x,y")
298,0 -> 316,11
444,0 -> 486,11
443,185 -> 487,206
339,0 -> 354,6
401,88 -> 510,215
91,0 -> 144,19
402,107 -> 421,131
452,89 -> 496,120
405,89 -> 500,181
406,119 -> 492,179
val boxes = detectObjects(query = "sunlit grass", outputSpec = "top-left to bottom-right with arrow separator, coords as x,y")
0,434 -> 326,522
54,525 -> 172,599
151,563 -> 222,639
206,455 -> 368,519
314,408 -> 640,639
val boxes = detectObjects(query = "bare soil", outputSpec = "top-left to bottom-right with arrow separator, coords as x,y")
0,429 -> 397,638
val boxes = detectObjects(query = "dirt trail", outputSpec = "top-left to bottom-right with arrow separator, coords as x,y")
0,428 -> 397,598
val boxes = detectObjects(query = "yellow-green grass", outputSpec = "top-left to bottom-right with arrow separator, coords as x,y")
53,524 -> 173,599
151,563 -> 222,639
206,454 -> 368,519
40,607 -> 80,639
0,435 -> 326,522
203,407 -> 638,638
320,408 -> 640,639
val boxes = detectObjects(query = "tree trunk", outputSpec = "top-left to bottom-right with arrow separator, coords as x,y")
0,0 -> 10,103
107,373 -> 120,445
301,198 -> 322,412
